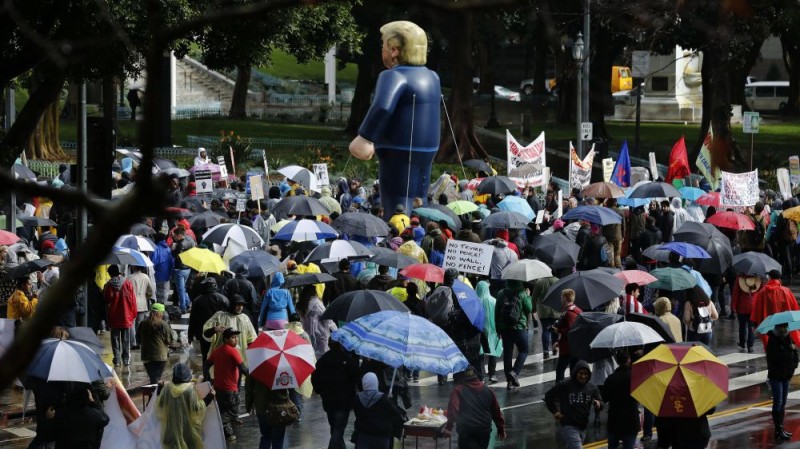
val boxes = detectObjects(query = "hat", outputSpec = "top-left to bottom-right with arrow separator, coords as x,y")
231,294 -> 247,305
410,217 -> 420,225
40,240 -> 55,251
454,365 -> 479,383
552,219 -> 565,230
151,303 -> 166,313
222,328 -> 241,339
172,362 -> 193,383
395,204 -> 405,212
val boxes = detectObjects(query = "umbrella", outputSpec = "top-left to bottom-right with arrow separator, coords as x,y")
447,201 -> 479,216
369,249 -> 418,269
331,310 -> 469,375
673,222 -> 733,274
114,234 -> 156,252
501,259 -> 553,281
165,207 -> 195,218
0,230 -> 20,245
27,338 -> 113,383
657,242 -> 711,259
628,182 -> 681,199
732,252 -> 782,277
567,312 -> 623,363
507,163 -> 544,178
783,206 -> 800,222
277,165 -> 318,192
452,279 -> 485,331
706,211 -> 755,231
582,182 -> 626,199
529,233 -> 580,269
188,211 -> 227,228
632,343 -> 728,417
649,267 -> 697,291
321,290 -> 410,322
542,270 -> 625,311
477,176 -> 517,195
695,192 -> 721,207
617,187 -> 652,208
10,259 -> 55,278
103,248 -> 141,266
304,240 -> 371,264
159,167 -> 191,178
12,163 -> 37,180
66,327 -> 105,354
129,223 -> 156,236
331,212 -> 390,238
614,270 -> 657,286
212,189 -> 239,201
426,204 -> 462,232
400,263 -> 445,283
498,196 -> 535,221
113,247 -> 154,267
641,244 -> 671,263
679,187 -> 706,201
272,219 -> 339,242
562,206 -> 623,226
18,215 -> 57,227
626,312 -> 676,343
247,330 -> 316,390
282,272 -> 337,289
412,207 -> 456,229
463,159 -> 492,173
229,250 -> 281,278
203,223 -> 264,249
153,158 -> 178,171
271,219 -> 293,234
271,195 -> 330,218
178,247 -> 227,273
482,211 -> 530,229
756,311 -> 800,334
590,321 -> 665,349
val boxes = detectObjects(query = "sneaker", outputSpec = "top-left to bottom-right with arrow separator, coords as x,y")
226,435 -> 237,441
738,343 -> 745,350
488,376 -> 498,384
543,350 -> 550,359
641,435 -> 652,442
410,378 -> 419,383
748,347 -> 754,353
552,348 -> 558,356
509,372 -> 521,387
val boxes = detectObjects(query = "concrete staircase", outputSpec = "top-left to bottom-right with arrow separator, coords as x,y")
174,56 -> 256,110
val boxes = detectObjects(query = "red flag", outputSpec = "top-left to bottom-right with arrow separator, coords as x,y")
666,136 -> 691,183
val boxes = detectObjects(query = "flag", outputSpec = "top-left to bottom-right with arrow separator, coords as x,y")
569,142 -> 595,190
666,136 -> 691,183
611,141 -> 631,187
695,126 -> 720,190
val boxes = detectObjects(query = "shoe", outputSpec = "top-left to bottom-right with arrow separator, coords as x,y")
114,362 -> 121,368
410,378 -> 419,383
738,343 -> 745,350
131,345 -> 141,350
552,348 -> 558,356
510,372 -> 521,387
226,435 -> 237,441
488,376 -> 497,384
641,435 -> 652,442
543,350 -> 550,359
776,429 -> 791,441
748,347 -> 754,353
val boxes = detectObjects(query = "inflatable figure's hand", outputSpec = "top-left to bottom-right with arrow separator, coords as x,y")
349,135 -> 375,160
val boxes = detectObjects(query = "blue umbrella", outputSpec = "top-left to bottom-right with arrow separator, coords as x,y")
562,205 -> 623,226
27,339 -> 113,383
756,311 -> 800,334
497,196 -> 535,221
412,207 -> 456,229
113,247 -> 153,267
331,311 -> 469,375
658,242 -> 711,259
114,234 -> 156,252
452,280 -> 485,331
680,187 -> 706,201
272,219 -> 339,242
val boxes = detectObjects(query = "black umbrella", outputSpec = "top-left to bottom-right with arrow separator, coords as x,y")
627,182 -> 681,199
331,212 -> 390,238
271,195 -> 330,219
153,158 -> 177,170
212,189 -> 239,201
130,223 -> 156,236
66,327 -> 105,354
477,176 -> 517,195
625,312 -> 676,343
229,250 -> 281,278
18,215 -> 57,227
543,270 -> 625,311
427,204 -> 462,232
732,252 -> 782,277
181,197 -> 209,212
370,248 -> 418,269
10,259 -> 55,278
320,290 -> 409,322
189,211 -> 227,228
463,159 -> 492,173
673,222 -> 733,274
568,312 -> 623,362
528,233 -> 579,269
482,211 -> 530,229
641,244 -> 671,263
282,272 -> 337,289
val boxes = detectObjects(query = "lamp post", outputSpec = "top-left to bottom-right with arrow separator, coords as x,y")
573,32 -> 585,157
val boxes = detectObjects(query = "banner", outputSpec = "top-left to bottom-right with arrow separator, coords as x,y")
695,127 -> 720,190
262,150 -> 269,176
569,143 -> 595,190
777,168 -> 792,200
602,158 -> 615,183
720,169 -> 759,207
666,136 -> 691,183
507,130 -> 547,188
443,240 -> 494,276
790,156 -> 800,187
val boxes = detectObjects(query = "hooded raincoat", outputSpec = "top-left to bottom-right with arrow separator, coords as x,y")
476,281 -> 502,357
156,382 -> 206,449
258,272 -> 296,329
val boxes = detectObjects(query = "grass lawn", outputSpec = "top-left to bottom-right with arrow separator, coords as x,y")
257,49 -> 358,85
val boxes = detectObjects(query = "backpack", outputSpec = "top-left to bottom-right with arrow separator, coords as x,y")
751,216 -> 765,245
497,290 -> 522,327
692,304 -> 713,334
600,242 -> 613,265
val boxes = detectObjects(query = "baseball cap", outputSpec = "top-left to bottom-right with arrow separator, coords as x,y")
222,328 -> 241,339
151,303 -> 166,313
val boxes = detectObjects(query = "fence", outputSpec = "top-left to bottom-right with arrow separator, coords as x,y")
27,160 -> 62,179
186,135 -> 350,153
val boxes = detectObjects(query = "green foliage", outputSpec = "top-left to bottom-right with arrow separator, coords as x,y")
257,49 -> 358,84
210,130 -> 253,175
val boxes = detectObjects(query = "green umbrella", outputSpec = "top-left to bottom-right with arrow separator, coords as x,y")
412,207 -> 456,228
649,267 -> 697,291
447,200 -> 478,216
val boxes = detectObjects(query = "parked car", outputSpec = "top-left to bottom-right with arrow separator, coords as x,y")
494,85 -> 521,102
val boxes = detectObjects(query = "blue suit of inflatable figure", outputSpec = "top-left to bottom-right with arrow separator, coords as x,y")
357,65 -> 441,218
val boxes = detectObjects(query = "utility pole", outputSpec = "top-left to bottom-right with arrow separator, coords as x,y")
582,0 -> 590,130
77,84 -> 88,326
5,87 -> 15,233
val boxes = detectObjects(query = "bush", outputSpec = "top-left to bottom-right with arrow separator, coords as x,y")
210,130 -> 252,175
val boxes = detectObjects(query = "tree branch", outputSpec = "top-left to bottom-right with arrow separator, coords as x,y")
0,170 -> 108,219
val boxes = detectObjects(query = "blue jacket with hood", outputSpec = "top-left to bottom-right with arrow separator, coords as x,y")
258,272 -> 295,327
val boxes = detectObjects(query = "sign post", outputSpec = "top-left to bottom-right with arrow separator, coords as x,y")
581,122 -> 593,142
743,111 -> 759,171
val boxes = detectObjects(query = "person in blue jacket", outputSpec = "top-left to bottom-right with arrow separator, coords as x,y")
258,272 -> 295,330
349,21 -> 441,219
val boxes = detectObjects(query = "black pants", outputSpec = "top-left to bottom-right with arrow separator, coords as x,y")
199,339 -> 212,380
325,408 -> 350,449
457,427 -> 491,449
143,361 -> 166,385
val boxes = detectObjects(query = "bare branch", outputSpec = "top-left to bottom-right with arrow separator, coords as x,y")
0,171 -> 108,218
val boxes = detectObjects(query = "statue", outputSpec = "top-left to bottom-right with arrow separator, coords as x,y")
349,21 -> 441,219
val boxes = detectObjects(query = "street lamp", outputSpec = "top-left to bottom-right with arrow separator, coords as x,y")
572,32 -> 585,157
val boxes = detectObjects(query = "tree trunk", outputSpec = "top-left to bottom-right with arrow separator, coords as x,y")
533,31 -> 548,96
345,58 -> 380,135
588,26 -> 616,142
436,10 -> 488,162
229,64 -> 251,119
27,99 -> 67,160
781,33 -> 800,114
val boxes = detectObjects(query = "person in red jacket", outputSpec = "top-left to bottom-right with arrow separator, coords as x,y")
553,289 -> 583,383
103,265 -> 137,367
444,365 -> 506,449
732,275 -> 760,352
752,270 -> 800,349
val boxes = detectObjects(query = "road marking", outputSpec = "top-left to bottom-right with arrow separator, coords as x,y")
500,400 -> 542,411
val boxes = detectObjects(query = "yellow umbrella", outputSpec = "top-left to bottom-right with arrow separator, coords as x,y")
179,247 -> 227,274
270,219 -> 292,233
447,200 -> 479,215
783,206 -> 800,222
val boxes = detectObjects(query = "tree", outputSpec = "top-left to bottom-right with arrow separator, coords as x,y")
773,0 -> 800,114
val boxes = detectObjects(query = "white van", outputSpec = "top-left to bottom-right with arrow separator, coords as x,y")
744,81 -> 789,111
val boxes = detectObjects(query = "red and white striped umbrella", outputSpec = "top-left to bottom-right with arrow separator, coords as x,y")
247,330 -> 315,390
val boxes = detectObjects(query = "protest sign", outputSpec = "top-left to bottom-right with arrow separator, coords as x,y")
443,240 -> 493,276
602,158 -> 615,183
507,130 -> 547,188
556,190 -> 563,219
777,168 -> 792,200
790,156 -> 800,186
195,169 -> 213,193
569,143 -> 595,190
217,156 -> 228,180
236,194 -> 247,212
313,163 -> 330,187
249,174 -> 264,200
720,169 -> 759,207
649,152 -> 660,181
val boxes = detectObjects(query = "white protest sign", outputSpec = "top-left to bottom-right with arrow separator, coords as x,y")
262,150 -> 269,176
602,158 -> 615,183
195,169 -> 213,193
249,174 -> 264,200
313,163 -> 330,187
508,130 -> 547,189
790,156 -> 800,186
556,190 -> 563,219
777,168 -> 792,200
217,156 -> 228,179
649,152 -> 659,181
443,240 -> 493,276
236,194 -> 247,212
720,169 -> 759,207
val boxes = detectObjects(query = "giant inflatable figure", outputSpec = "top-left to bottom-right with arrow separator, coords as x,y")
349,21 -> 441,220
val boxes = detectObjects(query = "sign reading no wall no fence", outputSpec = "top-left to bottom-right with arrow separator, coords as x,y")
443,240 -> 494,276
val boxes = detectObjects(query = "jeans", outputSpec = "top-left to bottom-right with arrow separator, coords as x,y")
607,431 -> 637,449
686,330 -> 712,346
173,268 -> 191,311
143,361 -> 166,385
557,425 -> 586,449
156,281 -> 170,304
457,427 -> 491,449
289,389 -> 304,419
325,408 -> 350,449
555,355 -> 577,383
199,339 -> 212,381
500,329 -> 529,380
111,327 -> 131,365
737,314 -> 755,349
479,333 -> 496,378
256,413 -> 287,449
540,318 -> 557,353
770,379 -> 790,413
131,311 -> 147,346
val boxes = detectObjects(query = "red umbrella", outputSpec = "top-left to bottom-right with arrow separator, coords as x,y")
400,263 -> 445,283
706,211 -> 755,231
695,192 -> 721,207
0,230 -> 20,245
614,270 -> 657,286
246,330 -> 316,390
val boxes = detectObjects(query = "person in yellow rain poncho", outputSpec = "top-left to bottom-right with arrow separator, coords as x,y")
6,278 -> 38,320
296,258 -> 325,299
156,362 -> 214,449
203,295 -> 257,365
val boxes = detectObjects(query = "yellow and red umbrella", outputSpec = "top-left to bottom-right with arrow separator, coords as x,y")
631,343 -> 728,417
